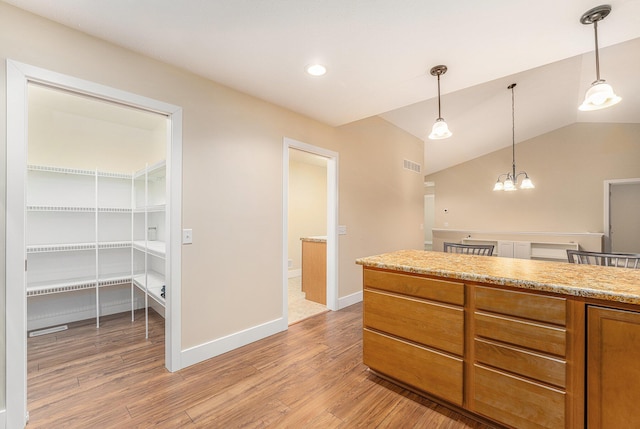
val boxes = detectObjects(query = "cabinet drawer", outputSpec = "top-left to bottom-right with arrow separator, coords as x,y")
363,328 -> 463,406
364,289 -> 463,355
473,364 -> 565,429
475,286 -> 566,326
475,338 -> 566,388
364,268 -> 463,305
475,312 -> 566,356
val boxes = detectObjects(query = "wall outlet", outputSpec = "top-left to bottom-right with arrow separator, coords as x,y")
288,259 -> 293,268
338,225 -> 347,235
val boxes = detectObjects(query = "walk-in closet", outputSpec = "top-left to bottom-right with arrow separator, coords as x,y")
26,83 -> 168,337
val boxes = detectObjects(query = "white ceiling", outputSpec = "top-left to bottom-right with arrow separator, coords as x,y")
7,0 -> 640,174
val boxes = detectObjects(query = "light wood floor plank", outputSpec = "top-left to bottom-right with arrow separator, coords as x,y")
28,303 -> 494,428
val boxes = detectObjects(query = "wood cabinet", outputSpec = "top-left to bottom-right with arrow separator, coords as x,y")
362,267 -> 586,429
363,268 -> 464,405
470,286 -> 571,429
301,239 -> 326,305
587,306 -> 640,428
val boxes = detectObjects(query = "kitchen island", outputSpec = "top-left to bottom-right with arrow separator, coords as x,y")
356,250 -> 640,429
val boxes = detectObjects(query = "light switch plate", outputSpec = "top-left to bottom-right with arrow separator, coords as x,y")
182,229 -> 193,244
338,225 -> 347,235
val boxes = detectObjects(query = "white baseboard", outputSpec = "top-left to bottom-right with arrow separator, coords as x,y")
27,298 -> 143,331
179,289 -> 362,369
338,290 -> 363,309
180,317 -> 287,368
287,269 -> 301,278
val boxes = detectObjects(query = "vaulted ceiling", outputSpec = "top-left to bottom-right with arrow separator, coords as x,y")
7,0 -> 640,174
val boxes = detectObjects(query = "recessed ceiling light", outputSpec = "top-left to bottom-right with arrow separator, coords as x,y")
306,64 -> 327,77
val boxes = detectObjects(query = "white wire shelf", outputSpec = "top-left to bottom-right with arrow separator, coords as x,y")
27,241 -> 133,253
27,205 -> 132,213
133,270 -> 165,306
27,205 -> 95,212
133,240 -> 166,258
27,274 -> 132,296
28,164 -> 132,179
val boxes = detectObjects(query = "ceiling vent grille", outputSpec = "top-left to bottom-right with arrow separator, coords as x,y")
403,159 -> 422,174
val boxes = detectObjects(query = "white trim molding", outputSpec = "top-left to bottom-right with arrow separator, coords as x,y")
282,138 -> 340,324
338,291 -> 363,310
180,318 -> 285,368
5,59 -> 183,428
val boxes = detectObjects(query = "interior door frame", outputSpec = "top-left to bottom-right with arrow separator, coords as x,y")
282,138 -> 339,319
5,59 -> 183,428
603,178 -> 640,252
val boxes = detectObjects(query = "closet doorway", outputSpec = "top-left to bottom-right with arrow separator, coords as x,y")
6,60 -> 183,429
283,138 -> 338,326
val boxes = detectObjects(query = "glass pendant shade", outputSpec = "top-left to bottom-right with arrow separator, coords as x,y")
579,81 -> 622,111
493,181 -> 504,191
503,178 -> 516,191
520,176 -> 535,189
579,5 -> 621,112
429,118 -> 452,140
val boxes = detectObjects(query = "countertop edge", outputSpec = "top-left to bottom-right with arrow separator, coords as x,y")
356,251 -> 640,306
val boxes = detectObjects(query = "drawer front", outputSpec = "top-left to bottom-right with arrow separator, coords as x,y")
364,289 -> 463,355
473,364 -> 566,429
475,338 -> 566,388
475,286 -> 566,326
364,268 -> 463,305
363,328 -> 463,406
475,312 -> 566,356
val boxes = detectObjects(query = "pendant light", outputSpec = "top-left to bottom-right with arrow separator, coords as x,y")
428,65 -> 452,140
493,83 -> 534,191
578,5 -> 621,111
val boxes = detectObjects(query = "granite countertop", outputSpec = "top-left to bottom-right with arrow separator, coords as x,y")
301,236 -> 327,243
356,249 -> 640,305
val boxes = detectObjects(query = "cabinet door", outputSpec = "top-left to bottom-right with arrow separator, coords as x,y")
588,306 -> 640,428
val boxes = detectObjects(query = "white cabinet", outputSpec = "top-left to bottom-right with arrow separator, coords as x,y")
497,241 -> 531,259
26,165 -> 134,329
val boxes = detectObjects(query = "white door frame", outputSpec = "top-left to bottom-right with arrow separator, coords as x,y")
282,138 -> 339,319
603,178 -> 640,252
5,60 -> 183,428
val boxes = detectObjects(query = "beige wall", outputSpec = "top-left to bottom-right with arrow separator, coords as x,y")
28,84 -> 166,171
288,159 -> 327,272
337,116 -> 425,297
0,1 -> 425,406
426,122 -> 640,241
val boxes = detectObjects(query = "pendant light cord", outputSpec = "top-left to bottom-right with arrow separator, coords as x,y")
593,20 -> 601,81
437,74 -> 442,119
509,83 -> 516,177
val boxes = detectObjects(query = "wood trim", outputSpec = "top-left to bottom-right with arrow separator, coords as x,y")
565,299 -> 585,429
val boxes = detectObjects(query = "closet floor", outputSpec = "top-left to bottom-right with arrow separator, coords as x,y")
27,304 -> 491,428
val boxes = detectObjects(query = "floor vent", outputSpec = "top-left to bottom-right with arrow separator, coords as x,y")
29,325 -> 68,337
403,159 -> 422,174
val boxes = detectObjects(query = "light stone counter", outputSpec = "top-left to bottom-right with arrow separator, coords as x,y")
300,236 -> 327,243
356,249 -> 640,305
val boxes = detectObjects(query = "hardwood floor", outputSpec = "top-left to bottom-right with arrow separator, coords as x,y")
27,303 -> 493,428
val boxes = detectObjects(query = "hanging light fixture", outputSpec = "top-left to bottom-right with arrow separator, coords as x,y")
578,4 -> 621,111
493,83 -> 534,191
428,65 -> 452,140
